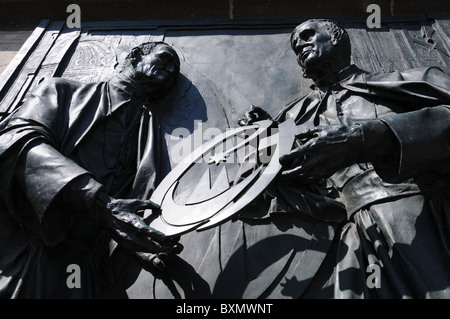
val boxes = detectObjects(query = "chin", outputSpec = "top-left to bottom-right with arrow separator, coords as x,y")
146,86 -> 171,99
143,77 -> 176,98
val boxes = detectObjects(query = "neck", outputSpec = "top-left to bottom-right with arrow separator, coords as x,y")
312,64 -> 357,88
110,72 -> 147,101
306,60 -> 350,82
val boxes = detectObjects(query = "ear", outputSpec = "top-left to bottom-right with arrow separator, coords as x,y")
331,29 -> 343,46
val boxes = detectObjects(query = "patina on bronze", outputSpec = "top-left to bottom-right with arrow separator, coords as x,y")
0,17 -> 449,299
0,41 -> 183,298
244,19 -> 450,298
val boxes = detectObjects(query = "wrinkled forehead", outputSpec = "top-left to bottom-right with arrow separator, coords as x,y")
291,20 -> 327,43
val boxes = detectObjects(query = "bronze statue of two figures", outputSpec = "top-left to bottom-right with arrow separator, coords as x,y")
0,19 -> 449,299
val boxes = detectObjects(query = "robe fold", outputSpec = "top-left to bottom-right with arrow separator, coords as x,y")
130,66 -> 450,299
0,74 -> 161,298
274,65 -> 450,298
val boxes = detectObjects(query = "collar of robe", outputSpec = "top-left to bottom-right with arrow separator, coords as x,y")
107,73 -> 150,114
312,64 -> 360,90
109,73 -> 148,102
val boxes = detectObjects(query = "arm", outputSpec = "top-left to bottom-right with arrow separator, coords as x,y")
1,78 -> 182,270
14,139 -> 182,269
279,106 -> 450,184
375,105 -> 450,183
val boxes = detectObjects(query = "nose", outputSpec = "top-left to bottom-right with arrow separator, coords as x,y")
293,36 -> 307,54
294,39 -> 303,53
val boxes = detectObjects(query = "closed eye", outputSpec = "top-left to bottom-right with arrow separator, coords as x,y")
299,29 -> 316,42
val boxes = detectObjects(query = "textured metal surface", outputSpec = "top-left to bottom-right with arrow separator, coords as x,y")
1,15 -> 450,299
2,16 -> 450,169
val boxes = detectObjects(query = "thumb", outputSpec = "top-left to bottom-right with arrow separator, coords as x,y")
132,199 -> 161,212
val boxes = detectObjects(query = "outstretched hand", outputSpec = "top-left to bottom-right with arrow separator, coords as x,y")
94,193 -> 183,270
279,124 -> 363,183
238,105 -> 273,126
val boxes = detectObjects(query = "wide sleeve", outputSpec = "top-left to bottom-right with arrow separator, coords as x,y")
15,140 -> 102,221
376,105 -> 450,183
0,79 -> 103,225
352,67 -> 450,183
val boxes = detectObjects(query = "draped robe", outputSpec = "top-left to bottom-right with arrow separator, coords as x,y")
275,65 -> 450,298
131,65 -> 450,299
0,74 -> 162,298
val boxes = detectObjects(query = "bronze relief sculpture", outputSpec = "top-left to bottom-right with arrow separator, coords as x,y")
0,18 -> 449,299
241,19 -> 450,298
0,42 -> 183,298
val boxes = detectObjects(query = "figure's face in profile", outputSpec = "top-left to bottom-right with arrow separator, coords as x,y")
132,44 -> 180,97
291,21 -> 337,74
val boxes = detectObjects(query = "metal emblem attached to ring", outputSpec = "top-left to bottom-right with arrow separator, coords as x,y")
144,118 -> 296,237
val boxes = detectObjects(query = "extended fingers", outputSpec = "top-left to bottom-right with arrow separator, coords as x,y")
138,222 -> 168,241
138,222 -> 184,252
108,199 -> 160,214
294,126 -> 322,139
280,147 -> 332,183
279,144 -> 309,167
238,105 -> 272,126
131,199 -> 160,212
120,229 -> 181,255
281,161 -> 324,183
281,154 -> 314,178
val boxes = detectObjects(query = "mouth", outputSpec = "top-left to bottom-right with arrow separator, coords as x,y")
139,69 -> 173,84
153,70 -> 170,81
300,49 -> 313,61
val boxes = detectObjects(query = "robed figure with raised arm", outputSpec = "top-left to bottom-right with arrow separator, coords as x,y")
258,19 -> 450,298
